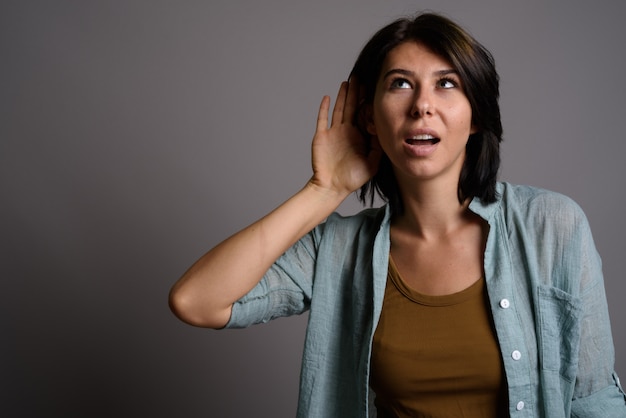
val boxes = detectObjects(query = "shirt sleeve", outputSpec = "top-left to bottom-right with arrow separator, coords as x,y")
224,226 -> 319,329
569,207 -> 626,415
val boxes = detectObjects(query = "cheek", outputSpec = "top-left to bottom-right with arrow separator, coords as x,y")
449,103 -> 474,133
369,98 -> 403,136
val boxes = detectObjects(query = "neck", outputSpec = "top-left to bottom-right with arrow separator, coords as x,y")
393,176 -> 473,239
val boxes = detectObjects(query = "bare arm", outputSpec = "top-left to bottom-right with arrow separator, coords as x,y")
169,80 -> 381,328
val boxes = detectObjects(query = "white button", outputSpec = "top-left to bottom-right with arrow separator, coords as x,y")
516,401 -> 525,411
512,350 -> 522,361
499,298 -> 510,309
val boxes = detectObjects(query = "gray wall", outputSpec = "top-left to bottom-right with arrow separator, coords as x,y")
2,1 -> 624,416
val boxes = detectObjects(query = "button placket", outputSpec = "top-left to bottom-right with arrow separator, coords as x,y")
491,290 -> 528,415
510,348 -> 525,412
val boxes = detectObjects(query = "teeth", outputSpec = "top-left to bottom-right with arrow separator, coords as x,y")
411,134 -> 435,140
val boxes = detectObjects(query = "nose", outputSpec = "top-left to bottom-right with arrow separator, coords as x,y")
410,87 -> 433,118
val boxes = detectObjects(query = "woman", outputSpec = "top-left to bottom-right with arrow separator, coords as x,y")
169,13 -> 626,417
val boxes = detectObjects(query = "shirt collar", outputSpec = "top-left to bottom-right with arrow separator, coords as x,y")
468,182 -> 504,224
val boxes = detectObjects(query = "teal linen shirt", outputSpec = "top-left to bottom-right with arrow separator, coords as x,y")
226,183 -> 626,417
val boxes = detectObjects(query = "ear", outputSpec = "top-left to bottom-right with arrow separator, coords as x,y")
364,104 -> 377,136
470,123 -> 478,135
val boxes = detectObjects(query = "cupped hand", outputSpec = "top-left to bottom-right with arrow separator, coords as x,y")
309,79 -> 382,197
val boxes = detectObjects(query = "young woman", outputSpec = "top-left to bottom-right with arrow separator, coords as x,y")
169,13 -> 626,417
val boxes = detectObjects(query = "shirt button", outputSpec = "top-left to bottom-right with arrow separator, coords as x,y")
499,298 -> 510,309
512,350 -> 522,361
516,401 -> 525,411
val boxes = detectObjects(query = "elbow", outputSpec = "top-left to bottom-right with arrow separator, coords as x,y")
168,285 -> 231,329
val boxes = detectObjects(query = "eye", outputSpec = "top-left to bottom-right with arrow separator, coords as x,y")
437,77 -> 458,89
390,78 -> 412,89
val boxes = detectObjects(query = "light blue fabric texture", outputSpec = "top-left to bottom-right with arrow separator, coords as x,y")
226,183 -> 626,417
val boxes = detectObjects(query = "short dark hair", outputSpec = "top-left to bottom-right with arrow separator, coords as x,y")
351,13 -> 502,214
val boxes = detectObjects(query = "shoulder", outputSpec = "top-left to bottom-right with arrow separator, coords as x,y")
497,183 -> 602,292
498,182 -> 587,226
317,206 -> 388,235
307,206 -> 389,255
496,183 -> 598,267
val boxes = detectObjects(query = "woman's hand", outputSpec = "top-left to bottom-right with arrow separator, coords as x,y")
309,79 -> 382,197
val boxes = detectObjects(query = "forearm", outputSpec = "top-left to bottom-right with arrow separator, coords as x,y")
169,181 -> 349,328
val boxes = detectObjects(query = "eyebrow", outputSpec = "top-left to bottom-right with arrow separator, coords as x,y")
382,68 -> 458,80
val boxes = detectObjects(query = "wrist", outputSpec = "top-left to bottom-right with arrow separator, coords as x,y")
304,178 -> 353,203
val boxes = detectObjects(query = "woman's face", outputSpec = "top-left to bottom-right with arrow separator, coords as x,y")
367,41 -> 475,188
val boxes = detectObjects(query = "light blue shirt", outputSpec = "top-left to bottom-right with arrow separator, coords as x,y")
227,183 -> 626,417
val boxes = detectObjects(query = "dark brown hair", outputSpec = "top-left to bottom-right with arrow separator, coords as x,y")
351,13 -> 502,214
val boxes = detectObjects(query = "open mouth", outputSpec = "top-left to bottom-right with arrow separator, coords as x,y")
405,134 -> 440,145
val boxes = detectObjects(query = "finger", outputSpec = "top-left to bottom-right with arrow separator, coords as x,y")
316,95 -> 331,132
330,82 -> 348,127
342,78 -> 359,124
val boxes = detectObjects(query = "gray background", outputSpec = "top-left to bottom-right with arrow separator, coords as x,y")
1,1 -> 624,417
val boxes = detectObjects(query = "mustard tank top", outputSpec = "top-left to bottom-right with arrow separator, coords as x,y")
370,257 -> 509,417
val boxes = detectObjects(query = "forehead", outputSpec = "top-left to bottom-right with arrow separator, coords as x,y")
381,41 -> 454,73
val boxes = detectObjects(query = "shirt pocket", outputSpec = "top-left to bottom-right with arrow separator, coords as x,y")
537,285 -> 583,381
